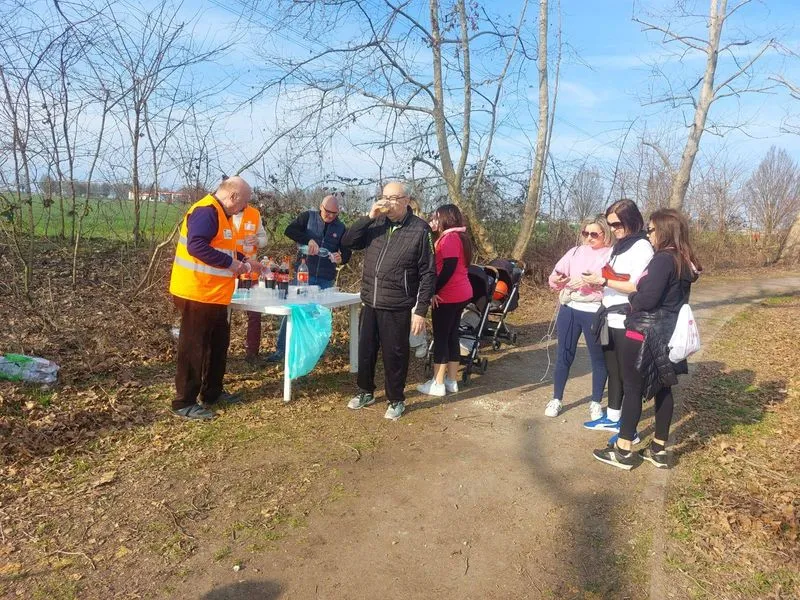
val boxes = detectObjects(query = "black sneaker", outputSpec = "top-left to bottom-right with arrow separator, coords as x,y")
639,447 -> 670,469
592,444 -> 640,470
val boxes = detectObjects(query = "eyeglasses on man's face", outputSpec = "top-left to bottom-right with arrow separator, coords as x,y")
581,230 -> 602,239
377,195 -> 408,203
321,206 -> 339,216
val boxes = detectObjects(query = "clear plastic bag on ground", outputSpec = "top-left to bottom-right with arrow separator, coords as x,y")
288,304 -> 332,380
0,353 -> 59,384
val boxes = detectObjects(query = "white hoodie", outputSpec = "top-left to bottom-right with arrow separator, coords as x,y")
602,238 -> 654,329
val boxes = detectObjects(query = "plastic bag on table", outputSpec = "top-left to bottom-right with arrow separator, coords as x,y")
0,353 -> 59,384
288,304 -> 332,380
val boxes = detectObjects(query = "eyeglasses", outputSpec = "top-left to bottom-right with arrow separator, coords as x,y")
581,230 -> 602,239
646,226 -> 656,234
608,221 -> 624,230
377,195 -> 408,202
321,206 -> 339,216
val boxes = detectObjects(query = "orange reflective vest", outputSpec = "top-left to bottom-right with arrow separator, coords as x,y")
234,205 -> 262,281
169,195 -> 237,305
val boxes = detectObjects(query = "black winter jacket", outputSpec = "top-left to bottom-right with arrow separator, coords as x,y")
341,207 -> 436,315
625,250 -> 697,399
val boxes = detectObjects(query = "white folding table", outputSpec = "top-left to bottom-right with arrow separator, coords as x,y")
229,291 -> 362,402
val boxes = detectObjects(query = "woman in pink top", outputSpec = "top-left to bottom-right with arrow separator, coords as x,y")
417,204 -> 473,397
544,215 -> 614,418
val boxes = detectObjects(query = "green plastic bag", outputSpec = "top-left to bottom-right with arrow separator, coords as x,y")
288,304 -> 332,380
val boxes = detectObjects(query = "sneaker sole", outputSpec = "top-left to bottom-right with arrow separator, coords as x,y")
544,411 -> 560,417
583,424 -> 620,431
592,452 -> 634,470
641,455 -> 669,469
417,389 -> 446,397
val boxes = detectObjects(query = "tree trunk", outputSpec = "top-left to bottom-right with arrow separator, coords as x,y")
670,0 -> 725,210
512,0 -> 548,260
428,0 -> 494,257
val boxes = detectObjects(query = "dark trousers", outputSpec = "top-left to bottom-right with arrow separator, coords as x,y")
245,311 -> 261,356
618,332 -> 674,442
432,301 -> 468,363
173,296 -> 230,410
603,327 -> 627,411
553,306 -> 608,402
357,304 -> 411,404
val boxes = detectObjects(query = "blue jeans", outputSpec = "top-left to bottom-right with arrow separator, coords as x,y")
553,305 -> 607,402
274,276 -> 334,356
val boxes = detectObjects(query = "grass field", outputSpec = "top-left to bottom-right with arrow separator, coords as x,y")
4,195 -> 188,242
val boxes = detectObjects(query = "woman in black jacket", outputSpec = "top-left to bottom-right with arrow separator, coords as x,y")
593,209 -> 701,470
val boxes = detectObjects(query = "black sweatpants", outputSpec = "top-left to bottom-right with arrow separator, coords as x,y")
618,332 -> 675,442
357,304 -> 411,404
432,301 -> 469,364
173,296 -> 230,410
603,327 -> 627,411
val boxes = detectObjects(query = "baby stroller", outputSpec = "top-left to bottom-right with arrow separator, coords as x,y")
483,258 -> 525,349
424,265 -> 493,384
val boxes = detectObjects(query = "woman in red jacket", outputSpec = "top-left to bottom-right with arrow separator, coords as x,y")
417,204 -> 473,397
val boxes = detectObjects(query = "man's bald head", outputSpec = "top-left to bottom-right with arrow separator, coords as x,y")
320,194 -> 340,223
216,176 -> 252,215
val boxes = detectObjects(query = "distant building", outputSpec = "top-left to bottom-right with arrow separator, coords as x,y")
127,190 -> 190,203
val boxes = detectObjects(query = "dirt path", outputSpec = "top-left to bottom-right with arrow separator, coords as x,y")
184,275 -> 800,600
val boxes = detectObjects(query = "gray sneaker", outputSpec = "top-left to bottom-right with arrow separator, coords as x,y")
384,402 -> 405,421
347,392 -> 376,410
172,404 -> 214,420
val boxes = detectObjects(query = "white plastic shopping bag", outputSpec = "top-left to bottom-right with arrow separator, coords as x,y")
668,304 -> 700,362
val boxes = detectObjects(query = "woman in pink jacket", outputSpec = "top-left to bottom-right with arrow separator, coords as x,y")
545,215 -> 614,418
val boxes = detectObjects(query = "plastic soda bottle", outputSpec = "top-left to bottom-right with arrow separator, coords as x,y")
298,244 -> 330,258
297,258 -> 309,286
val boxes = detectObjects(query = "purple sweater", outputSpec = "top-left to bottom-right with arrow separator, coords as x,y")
186,203 -> 244,267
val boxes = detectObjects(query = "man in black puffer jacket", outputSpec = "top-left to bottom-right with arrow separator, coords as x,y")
341,181 -> 436,420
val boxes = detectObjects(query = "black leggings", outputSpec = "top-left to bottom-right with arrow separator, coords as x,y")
618,332 -> 675,442
603,327 -> 627,411
432,301 -> 469,364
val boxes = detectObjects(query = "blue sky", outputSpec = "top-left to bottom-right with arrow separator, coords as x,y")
181,0 -> 800,186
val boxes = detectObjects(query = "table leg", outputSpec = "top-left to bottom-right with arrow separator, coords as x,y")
349,303 -> 360,374
283,313 -> 293,402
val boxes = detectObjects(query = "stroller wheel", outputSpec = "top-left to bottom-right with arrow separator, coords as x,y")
481,358 -> 488,373
511,332 -> 518,344
492,339 -> 501,350
461,369 -> 470,384
423,360 -> 432,378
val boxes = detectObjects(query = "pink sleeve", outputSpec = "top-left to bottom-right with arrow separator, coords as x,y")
437,233 -> 462,260
548,249 -> 574,289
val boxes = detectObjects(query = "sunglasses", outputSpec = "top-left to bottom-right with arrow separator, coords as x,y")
581,230 -> 602,239
321,206 -> 339,216
608,221 -> 624,230
646,226 -> 656,234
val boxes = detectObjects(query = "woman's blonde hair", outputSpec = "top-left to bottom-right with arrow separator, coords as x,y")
579,214 -> 614,247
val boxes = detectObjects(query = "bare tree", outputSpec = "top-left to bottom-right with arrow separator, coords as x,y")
566,167 -> 605,222
232,0 -> 537,257
744,146 -> 800,248
690,152 -> 744,233
635,0 -> 775,210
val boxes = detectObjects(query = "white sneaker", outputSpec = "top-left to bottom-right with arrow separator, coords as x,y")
544,399 -> 562,417
589,401 -> 603,421
444,378 -> 459,393
416,379 -> 446,397
384,402 -> 405,420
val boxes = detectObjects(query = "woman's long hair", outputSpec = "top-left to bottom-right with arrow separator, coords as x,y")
434,204 -> 472,265
649,209 -> 703,276
606,198 -> 644,235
